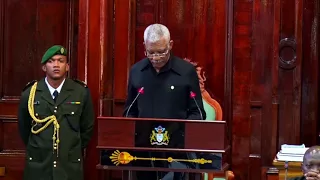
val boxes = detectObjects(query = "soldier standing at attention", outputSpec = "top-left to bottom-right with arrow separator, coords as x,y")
18,45 -> 95,180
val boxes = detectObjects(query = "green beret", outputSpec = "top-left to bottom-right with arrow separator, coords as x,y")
41,45 -> 67,64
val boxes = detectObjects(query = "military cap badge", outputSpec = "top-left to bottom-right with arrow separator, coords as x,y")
41,45 -> 67,64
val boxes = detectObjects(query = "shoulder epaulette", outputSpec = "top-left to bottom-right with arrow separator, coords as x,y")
23,80 -> 37,91
73,79 -> 88,88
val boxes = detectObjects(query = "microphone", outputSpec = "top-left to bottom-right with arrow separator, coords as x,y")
190,91 -> 203,120
125,87 -> 144,117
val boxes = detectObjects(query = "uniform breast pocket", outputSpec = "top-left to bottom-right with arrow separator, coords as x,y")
62,104 -> 83,132
33,103 -> 52,118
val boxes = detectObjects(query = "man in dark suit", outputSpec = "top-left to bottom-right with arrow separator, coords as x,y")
18,45 -> 95,180
290,146 -> 320,180
123,24 -> 206,180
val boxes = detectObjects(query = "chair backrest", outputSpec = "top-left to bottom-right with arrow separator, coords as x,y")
203,96 -> 216,120
202,90 -> 223,120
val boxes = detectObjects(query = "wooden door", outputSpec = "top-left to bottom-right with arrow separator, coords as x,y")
0,0 -> 78,179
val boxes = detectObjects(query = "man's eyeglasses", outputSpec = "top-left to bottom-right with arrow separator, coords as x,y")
144,49 -> 169,58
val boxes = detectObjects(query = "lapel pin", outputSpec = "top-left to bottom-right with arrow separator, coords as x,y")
34,101 -> 40,105
170,86 -> 174,90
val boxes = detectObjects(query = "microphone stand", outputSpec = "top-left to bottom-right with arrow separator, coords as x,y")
189,91 -> 203,179
124,87 -> 144,180
125,87 -> 144,118
190,91 -> 203,120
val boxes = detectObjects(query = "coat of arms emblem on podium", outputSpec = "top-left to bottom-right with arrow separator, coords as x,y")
150,125 -> 170,145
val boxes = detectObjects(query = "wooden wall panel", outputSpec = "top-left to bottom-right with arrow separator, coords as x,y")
0,0 -> 78,179
135,0 -> 157,61
2,0 -> 38,98
0,153 -> 25,180
78,0 -> 111,179
301,0 -> 319,146
2,119 -> 24,150
1,0 -> 78,98
113,0 -> 134,101
232,0 -> 252,179
277,0 -> 303,147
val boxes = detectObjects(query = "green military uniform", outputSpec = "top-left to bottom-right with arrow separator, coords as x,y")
18,45 -> 95,180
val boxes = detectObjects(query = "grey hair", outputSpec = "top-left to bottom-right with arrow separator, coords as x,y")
143,24 -> 171,43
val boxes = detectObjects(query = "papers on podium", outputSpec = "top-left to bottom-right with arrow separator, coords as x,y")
276,144 -> 309,162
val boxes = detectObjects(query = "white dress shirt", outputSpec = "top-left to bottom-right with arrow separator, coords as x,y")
45,77 -> 66,99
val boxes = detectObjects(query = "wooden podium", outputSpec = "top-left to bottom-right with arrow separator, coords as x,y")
96,117 -> 231,180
